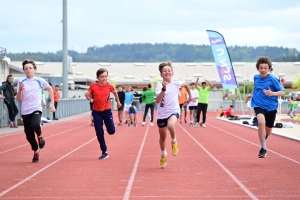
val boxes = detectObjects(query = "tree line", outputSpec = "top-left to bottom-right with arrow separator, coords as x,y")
7,43 -> 300,62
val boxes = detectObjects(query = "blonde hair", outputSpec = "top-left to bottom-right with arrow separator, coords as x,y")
159,61 -> 172,74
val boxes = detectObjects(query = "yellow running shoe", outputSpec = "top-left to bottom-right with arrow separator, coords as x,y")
160,154 -> 167,168
171,141 -> 179,156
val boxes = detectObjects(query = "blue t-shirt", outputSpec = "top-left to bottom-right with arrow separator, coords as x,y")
251,74 -> 284,111
127,106 -> 138,114
125,92 -> 134,105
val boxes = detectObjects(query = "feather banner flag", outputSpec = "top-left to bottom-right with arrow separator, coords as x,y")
206,30 -> 238,89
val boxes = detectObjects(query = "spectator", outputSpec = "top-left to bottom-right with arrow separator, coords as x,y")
52,85 -> 60,120
223,105 -> 235,118
178,86 -> 188,123
128,105 -> 138,127
0,75 -> 19,128
116,85 -> 125,125
230,92 -> 237,108
142,84 -> 156,126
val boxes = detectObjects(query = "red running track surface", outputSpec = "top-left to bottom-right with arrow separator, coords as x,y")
0,112 -> 299,199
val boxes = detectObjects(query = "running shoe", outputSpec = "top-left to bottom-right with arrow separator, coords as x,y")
38,135 -> 45,149
189,122 -> 193,126
99,151 -> 109,160
142,122 -> 146,126
125,120 -> 128,124
160,154 -> 167,168
171,141 -> 179,156
202,123 -> 206,128
150,122 -> 154,126
194,122 -> 200,127
32,151 -> 40,163
258,148 -> 267,158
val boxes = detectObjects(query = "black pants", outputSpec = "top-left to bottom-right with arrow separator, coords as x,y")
196,103 -> 208,123
143,103 -> 154,122
4,101 -> 19,122
22,111 -> 42,151
53,102 -> 58,119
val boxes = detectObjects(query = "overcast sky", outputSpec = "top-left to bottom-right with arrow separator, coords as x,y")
1,0 -> 300,53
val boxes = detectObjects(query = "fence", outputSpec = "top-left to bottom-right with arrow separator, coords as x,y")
1,98 -> 296,128
0,98 -> 90,128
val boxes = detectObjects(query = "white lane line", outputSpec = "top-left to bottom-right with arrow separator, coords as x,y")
122,123 -> 150,200
0,124 -> 88,154
179,124 -> 259,200
208,123 -> 300,165
0,137 -> 97,197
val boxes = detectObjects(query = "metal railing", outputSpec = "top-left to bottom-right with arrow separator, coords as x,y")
0,98 -> 90,128
1,98 -> 296,128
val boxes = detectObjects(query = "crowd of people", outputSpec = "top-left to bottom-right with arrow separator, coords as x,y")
0,56 -> 295,168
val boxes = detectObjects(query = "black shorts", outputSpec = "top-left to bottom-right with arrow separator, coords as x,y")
90,103 -> 93,111
189,106 -> 197,110
117,104 -> 124,111
254,107 -> 277,128
157,113 -> 179,128
179,104 -> 187,109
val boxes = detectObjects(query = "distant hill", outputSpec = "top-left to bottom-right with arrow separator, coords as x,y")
7,43 -> 300,62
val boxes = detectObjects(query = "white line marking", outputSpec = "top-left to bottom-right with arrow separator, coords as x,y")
0,137 -> 96,197
122,123 -> 149,200
208,123 -> 300,165
0,124 -> 88,154
179,124 -> 259,200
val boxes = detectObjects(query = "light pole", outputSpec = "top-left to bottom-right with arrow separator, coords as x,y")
62,0 -> 68,98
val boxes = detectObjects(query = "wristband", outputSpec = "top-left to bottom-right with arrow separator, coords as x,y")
161,87 -> 166,92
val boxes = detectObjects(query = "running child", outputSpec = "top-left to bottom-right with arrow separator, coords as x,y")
155,61 -> 192,168
85,68 -> 122,160
16,59 -> 55,163
245,56 -> 284,158
128,105 -> 138,127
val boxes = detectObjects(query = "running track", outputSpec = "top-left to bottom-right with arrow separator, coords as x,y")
0,112 -> 299,199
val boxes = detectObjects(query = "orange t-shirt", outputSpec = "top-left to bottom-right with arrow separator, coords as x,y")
179,88 -> 187,104
53,89 -> 60,102
88,83 -> 115,111
216,108 -> 223,117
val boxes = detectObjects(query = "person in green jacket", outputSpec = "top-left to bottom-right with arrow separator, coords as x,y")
287,98 -> 297,118
142,84 -> 156,126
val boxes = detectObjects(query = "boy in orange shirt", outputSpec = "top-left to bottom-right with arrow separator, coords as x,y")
53,85 -> 60,120
178,87 -> 187,123
85,68 -> 121,159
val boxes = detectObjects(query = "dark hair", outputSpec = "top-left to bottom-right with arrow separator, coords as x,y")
256,56 -> 272,70
96,68 -> 108,77
6,75 -> 13,82
116,85 -> 122,88
147,84 -> 151,88
201,82 -> 206,85
55,85 -> 59,87
230,105 -> 234,108
142,87 -> 148,92
22,59 -> 37,70
129,106 -> 134,113
159,61 -> 172,74
190,82 -> 195,85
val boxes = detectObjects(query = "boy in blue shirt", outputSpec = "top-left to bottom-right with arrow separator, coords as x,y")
128,105 -> 138,127
245,56 -> 284,158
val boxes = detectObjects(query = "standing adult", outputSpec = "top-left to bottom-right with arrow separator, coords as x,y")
142,84 -> 156,126
52,85 -> 60,120
195,78 -> 213,128
0,75 -> 19,128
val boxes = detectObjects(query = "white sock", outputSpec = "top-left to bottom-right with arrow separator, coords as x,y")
260,138 -> 266,149
171,138 -> 177,143
161,150 -> 167,157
